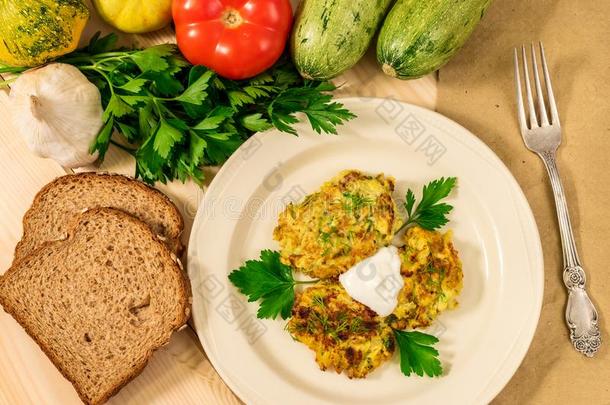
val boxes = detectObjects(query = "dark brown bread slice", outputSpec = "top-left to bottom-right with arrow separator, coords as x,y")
14,172 -> 184,264
0,208 -> 191,405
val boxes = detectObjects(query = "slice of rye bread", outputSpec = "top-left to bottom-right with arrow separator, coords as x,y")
0,208 -> 192,405
13,172 -> 184,264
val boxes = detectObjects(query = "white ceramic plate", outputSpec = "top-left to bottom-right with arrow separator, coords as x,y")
188,98 -> 543,405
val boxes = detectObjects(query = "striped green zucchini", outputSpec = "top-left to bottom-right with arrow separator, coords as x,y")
377,0 -> 492,79
291,0 -> 393,80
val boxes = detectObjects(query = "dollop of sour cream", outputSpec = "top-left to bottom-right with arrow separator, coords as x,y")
339,246 -> 404,316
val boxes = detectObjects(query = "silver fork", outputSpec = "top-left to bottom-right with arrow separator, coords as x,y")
514,42 -> 600,357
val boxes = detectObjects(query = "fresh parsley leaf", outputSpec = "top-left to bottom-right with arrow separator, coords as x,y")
243,85 -> 276,99
306,101 -> 356,134
268,105 -> 300,135
121,95 -> 149,106
228,90 -> 255,108
175,70 -> 214,105
166,54 -> 190,75
268,84 -> 356,135
193,115 -> 227,131
393,330 -> 443,377
130,44 -> 175,72
153,120 -> 183,159
116,122 -> 137,142
182,102 -> 209,120
400,177 -> 457,231
119,78 -> 148,93
405,189 -> 416,216
166,118 -> 189,130
191,106 -> 234,131
104,94 -> 134,121
187,65 -> 210,84
420,177 -> 457,209
228,250 -> 297,320
212,77 -> 226,90
241,113 -> 273,132
148,71 -> 184,96
91,118 -> 114,159
188,131 -> 207,167
204,133 -> 243,164
414,203 -> 453,230
192,115 -> 227,130
257,286 -> 296,319
135,134 -> 166,183
138,101 -> 155,139
202,132 -> 235,141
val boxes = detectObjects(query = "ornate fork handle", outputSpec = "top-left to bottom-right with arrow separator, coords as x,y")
540,150 -> 601,357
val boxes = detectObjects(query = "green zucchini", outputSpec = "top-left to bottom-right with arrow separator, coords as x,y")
377,0 -> 492,79
291,0 -> 393,80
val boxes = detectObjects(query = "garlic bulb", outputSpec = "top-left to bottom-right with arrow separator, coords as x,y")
9,63 -> 104,168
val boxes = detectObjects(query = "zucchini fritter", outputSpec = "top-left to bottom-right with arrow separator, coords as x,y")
287,283 -> 395,378
274,170 -> 402,279
388,226 -> 463,330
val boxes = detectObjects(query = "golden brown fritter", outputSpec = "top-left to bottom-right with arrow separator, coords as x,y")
273,170 -> 402,279
387,226 -> 463,330
287,283 -> 395,378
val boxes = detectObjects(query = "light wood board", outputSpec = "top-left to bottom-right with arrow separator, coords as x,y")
0,3 -> 436,404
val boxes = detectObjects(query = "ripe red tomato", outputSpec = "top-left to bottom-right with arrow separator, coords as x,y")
172,0 -> 293,80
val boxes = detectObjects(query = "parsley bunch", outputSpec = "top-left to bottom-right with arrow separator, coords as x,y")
2,33 -> 355,184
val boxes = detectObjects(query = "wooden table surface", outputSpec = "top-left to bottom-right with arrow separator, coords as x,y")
0,5 -> 436,405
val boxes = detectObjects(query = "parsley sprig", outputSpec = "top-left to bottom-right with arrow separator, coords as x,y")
393,330 -> 443,377
1,33 -> 355,184
228,250 -> 318,319
399,177 -> 457,231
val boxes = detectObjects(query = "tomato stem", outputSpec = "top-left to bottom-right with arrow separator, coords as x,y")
221,8 -> 244,29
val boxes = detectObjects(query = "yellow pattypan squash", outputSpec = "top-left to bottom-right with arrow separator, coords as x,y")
0,0 -> 89,67
93,0 -> 172,34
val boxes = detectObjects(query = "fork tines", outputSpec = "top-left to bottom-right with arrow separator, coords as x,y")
513,42 -> 560,132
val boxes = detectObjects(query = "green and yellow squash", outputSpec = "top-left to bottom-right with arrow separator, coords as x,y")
0,0 -> 89,67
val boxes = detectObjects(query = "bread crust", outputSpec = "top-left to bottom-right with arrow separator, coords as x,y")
14,172 -> 185,263
0,207 -> 192,405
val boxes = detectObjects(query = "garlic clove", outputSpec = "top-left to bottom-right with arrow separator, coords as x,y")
9,63 -> 104,168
